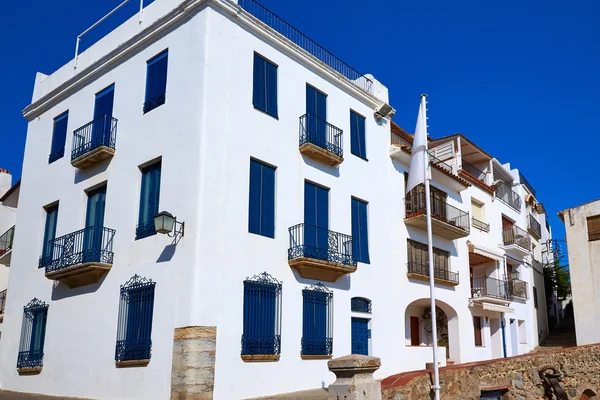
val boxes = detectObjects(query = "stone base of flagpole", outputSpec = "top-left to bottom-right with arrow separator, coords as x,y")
327,355 -> 382,400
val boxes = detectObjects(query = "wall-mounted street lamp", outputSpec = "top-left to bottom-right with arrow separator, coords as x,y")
154,211 -> 184,238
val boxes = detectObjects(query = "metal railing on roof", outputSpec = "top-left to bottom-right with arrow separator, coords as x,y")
238,0 -> 373,93
428,153 -> 453,175
461,160 -> 486,183
496,184 -> 522,211
519,173 -> 536,197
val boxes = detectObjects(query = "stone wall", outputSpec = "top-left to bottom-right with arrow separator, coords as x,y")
171,326 -> 217,400
381,344 -> 600,399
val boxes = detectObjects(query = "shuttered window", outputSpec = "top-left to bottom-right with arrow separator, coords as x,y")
241,272 -> 282,356
252,54 -> 278,118
49,112 -> 68,163
136,162 -> 161,240
471,201 -> 483,221
248,159 -> 276,238
115,275 -> 156,363
40,204 -> 59,268
350,111 -> 366,159
407,239 -> 449,270
17,299 -> 49,370
473,316 -> 483,346
301,283 -> 333,356
144,50 -> 168,113
587,215 -> 600,241
351,198 -> 370,264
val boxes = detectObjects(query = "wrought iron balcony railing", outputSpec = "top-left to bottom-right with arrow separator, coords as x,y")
472,217 -> 490,232
471,276 -> 512,301
39,226 -> 115,274
528,214 -> 542,238
238,0 -> 373,93
0,225 -> 15,256
0,289 -> 6,314
288,223 -> 355,267
71,115 -> 118,161
496,184 -> 522,211
407,261 -> 459,284
510,278 -> 528,300
143,93 -> 166,114
405,192 -> 470,233
461,160 -> 486,183
502,225 -> 531,251
299,114 -> 343,158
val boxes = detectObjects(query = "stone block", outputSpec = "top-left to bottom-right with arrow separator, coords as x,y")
328,354 -> 382,400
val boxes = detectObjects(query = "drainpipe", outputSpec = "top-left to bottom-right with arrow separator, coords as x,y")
501,314 -> 507,358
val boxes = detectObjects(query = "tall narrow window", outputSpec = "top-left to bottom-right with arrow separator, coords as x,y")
40,204 -> 59,268
144,50 -> 168,114
473,316 -> 483,346
136,162 -> 162,240
248,159 -> 276,238
351,198 -> 369,263
350,111 -> 366,159
407,239 -> 452,281
587,215 -> 600,241
49,112 -> 68,163
410,316 -> 420,346
253,54 -> 278,118
115,275 -> 156,366
241,272 -> 282,359
17,298 -> 49,370
533,286 -> 539,309
303,181 -> 329,259
301,283 -> 333,357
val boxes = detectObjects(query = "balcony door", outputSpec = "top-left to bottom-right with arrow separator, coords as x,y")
83,186 -> 107,263
430,186 -> 447,220
304,181 -> 329,260
92,85 -> 115,146
306,85 -> 327,148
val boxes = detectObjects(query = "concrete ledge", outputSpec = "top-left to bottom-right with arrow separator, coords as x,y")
289,257 -> 357,282
404,213 -> 470,240
299,143 -> 344,166
241,354 -> 280,362
71,146 -> 115,169
301,354 -> 333,360
115,359 -> 150,368
45,262 -> 112,288
406,272 -> 459,287
17,366 -> 42,375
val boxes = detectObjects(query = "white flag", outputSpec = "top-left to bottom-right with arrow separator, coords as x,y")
405,95 -> 429,195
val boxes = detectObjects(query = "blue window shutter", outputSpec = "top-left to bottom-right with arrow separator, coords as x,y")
41,206 -> 58,265
351,317 -> 369,355
351,198 -> 360,261
303,182 -> 329,260
49,112 -> 68,163
301,287 -> 332,355
351,111 -> 366,159
94,85 -> 115,120
358,200 -> 370,263
144,50 -> 168,112
248,160 -> 262,235
248,160 -> 276,238
136,163 -> 161,239
253,55 -> 266,113
265,61 -> 278,118
242,274 -> 281,355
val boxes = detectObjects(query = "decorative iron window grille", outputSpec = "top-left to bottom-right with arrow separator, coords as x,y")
301,283 -> 333,356
351,297 -> 371,313
40,226 -> 116,272
17,298 -> 49,370
71,115 -> 118,161
241,272 -> 282,355
288,223 -> 356,267
299,114 -> 343,158
115,275 -> 156,363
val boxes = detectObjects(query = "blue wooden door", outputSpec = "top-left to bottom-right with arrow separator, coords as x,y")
83,186 -> 107,263
306,86 -> 327,147
93,85 -> 115,146
351,317 -> 369,355
304,182 -> 329,260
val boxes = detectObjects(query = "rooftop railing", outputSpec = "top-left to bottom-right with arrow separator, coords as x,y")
288,223 -> 355,267
503,225 -> 531,251
428,153 -> 453,175
405,192 -> 470,233
238,0 -> 373,93
71,115 -> 117,161
461,160 -> 486,183
528,214 -> 542,238
0,226 -> 15,256
471,276 -> 512,301
407,261 -> 459,284
496,184 -> 522,211
519,173 -> 536,197
299,113 -> 343,158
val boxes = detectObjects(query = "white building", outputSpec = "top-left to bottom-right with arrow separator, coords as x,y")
0,0 -> 551,399
559,199 -> 600,345
0,169 -> 18,335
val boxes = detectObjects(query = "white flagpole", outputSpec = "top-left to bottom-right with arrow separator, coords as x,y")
422,94 -> 441,400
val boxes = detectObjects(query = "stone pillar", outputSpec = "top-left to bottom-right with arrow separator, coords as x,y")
327,355 -> 382,400
170,326 -> 217,400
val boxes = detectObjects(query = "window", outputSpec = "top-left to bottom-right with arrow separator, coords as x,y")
481,390 -> 506,399
350,111 -> 366,159
587,215 -> 600,241
533,286 -> 539,309
40,204 -> 59,268
17,298 -> 49,370
473,316 -> 483,346
407,239 -> 450,274
115,275 -> 156,364
241,272 -> 282,357
301,283 -> 333,356
49,112 -> 68,163
351,198 -> 369,263
248,159 -> 276,238
351,297 -> 371,313
252,54 -> 278,118
136,162 -> 161,240
410,316 -> 420,346
144,50 -> 168,113
351,317 -> 369,355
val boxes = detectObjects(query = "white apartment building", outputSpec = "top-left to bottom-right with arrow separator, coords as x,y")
559,199 -> 600,345
0,169 -> 18,335
0,0 -> 551,399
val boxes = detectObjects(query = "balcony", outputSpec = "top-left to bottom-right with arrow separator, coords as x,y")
406,261 -> 459,286
527,214 -> 542,240
40,226 -> 115,288
405,192 -> 470,240
298,114 -> 343,166
461,161 -> 486,183
0,225 -> 14,266
496,184 -> 522,211
288,223 -> 356,282
71,115 -> 117,169
0,289 -> 6,320
471,217 -> 490,232
510,278 -> 528,300
502,225 -> 531,258
471,276 -> 512,304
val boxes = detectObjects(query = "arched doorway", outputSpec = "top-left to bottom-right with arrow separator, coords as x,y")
581,389 -> 598,400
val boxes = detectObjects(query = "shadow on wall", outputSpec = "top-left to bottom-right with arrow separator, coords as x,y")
50,273 -> 107,300
301,154 -> 341,178
74,158 -> 112,184
293,269 -> 351,291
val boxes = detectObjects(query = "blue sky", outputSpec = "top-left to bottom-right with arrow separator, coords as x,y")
1,0 -> 599,246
